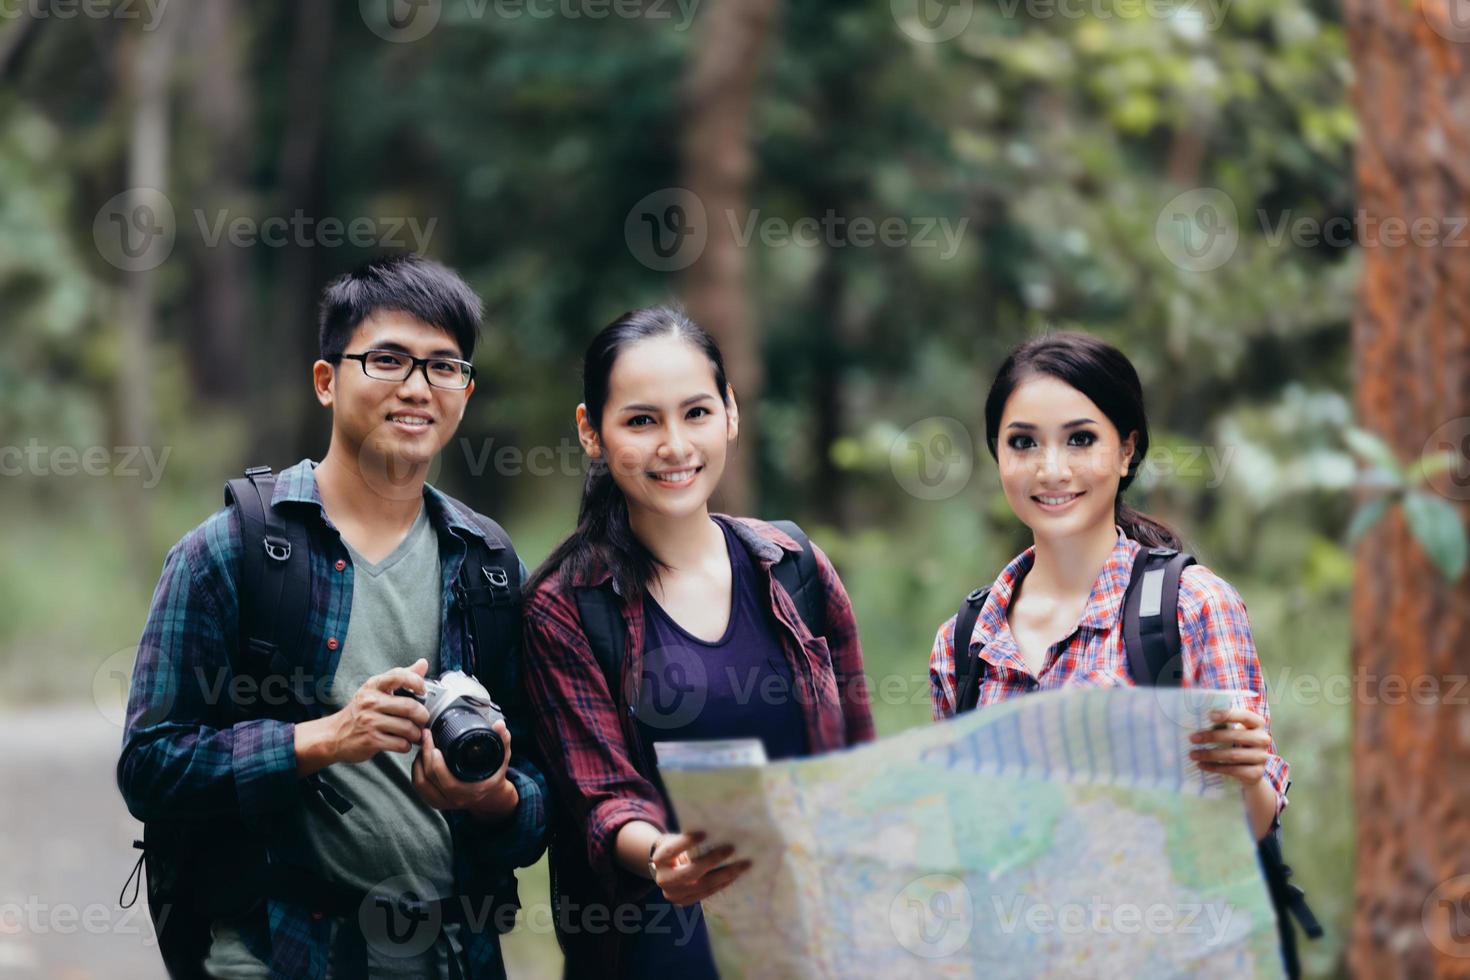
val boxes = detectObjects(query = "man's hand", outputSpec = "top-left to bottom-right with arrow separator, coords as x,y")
296,659 -> 431,777
411,720 -> 519,823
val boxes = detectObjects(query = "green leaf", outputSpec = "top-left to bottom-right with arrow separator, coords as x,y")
1410,449 -> 1460,484
1346,496 -> 1391,545
1403,490 -> 1468,582
1343,427 -> 1403,477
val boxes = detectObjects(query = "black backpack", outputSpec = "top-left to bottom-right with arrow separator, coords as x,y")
121,465 -> 526,978
950,545 -> 1323,979
548,519 -> 826,972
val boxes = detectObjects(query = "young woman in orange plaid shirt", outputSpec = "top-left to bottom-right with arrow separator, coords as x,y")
928,332 -> 1289,842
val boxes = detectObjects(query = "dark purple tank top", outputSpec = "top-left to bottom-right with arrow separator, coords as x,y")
623,520 -> 810,979
635,519 -> 809,765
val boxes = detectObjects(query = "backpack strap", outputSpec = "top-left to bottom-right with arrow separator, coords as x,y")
573,585 -> 626,700
1257,823 -> 1324,980
1120,547 -> 1195,688
768,520 -> 828,641
451,508 -> 522,697
224,466 -> 312,721
951,587 -> 991,714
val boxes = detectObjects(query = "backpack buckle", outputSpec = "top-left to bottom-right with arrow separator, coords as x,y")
966,587 -> 987,603
263,537 -> 292,562
244,465 -> 273,479
1148,547 -> 1178,558
484,567 -> 510,590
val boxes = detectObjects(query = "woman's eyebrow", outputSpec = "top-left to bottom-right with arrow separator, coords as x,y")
1005,418 -> 1097,430
619,394 -> 717,413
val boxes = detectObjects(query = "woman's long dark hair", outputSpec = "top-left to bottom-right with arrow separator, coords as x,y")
982,332 -> 1182,550
527,305 -> 731,599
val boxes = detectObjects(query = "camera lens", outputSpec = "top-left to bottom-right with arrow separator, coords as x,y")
432,704 -> 504,782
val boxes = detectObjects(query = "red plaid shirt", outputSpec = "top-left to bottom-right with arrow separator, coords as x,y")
522,515 -> 874,904
929,529 -> 1289,817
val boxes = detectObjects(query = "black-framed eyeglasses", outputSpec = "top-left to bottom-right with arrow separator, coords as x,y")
336,349 -> 475,390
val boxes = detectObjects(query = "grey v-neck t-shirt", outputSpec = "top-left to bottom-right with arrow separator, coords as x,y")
206,506 -> 462,979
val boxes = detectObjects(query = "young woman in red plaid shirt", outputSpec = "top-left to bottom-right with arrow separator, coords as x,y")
928,332 -> 1289,843
522,307 -> 874,977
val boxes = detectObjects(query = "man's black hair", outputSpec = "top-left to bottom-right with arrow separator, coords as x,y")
318,254 -> 483,362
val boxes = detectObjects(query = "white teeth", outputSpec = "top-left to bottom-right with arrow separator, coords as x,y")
1037,494 -> 1078,506
653,468 -> 698,484
389,415 -> 430,426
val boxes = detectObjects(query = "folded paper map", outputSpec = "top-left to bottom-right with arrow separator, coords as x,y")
656,686 -> 1283,979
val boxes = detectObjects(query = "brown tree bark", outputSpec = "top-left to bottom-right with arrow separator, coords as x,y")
1344,1 -> 1470,975
680,0 -> 780,516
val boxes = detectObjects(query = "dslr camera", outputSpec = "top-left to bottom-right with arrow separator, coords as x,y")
397,670 -> 507,782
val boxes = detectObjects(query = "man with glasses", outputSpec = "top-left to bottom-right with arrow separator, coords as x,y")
118,255 -> 546,979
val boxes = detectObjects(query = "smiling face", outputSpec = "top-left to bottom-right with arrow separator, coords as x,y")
577,334 -> 738,523
314,310 -> 474,472
996,374 -> 1136,541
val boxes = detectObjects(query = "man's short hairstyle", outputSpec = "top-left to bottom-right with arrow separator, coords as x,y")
318,254 -> 483,362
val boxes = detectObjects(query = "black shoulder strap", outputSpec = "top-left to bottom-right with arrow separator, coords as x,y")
574,585 -> 626,701
451,506 -> 521,697
952,587 -> 990,714
224,466 -> 312,721
1120,547 -> 1195,689
768,520 -> 827,640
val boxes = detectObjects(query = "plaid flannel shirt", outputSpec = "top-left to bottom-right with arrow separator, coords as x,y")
522,516 -> 875,911
117,459 -> 548,980
929,529 -> 1290,820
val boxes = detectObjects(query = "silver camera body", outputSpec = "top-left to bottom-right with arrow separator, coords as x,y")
413,670 -> 507,782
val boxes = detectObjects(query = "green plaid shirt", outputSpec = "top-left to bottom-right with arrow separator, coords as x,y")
118,459 -> 547,980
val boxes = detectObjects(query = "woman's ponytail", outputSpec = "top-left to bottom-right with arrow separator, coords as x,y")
1114,499 -> 1183,550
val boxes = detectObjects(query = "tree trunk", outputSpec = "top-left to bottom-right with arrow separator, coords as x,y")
1344,0 -> 1470,975
187,0 -> 252,407
680,0 -> 780,516
267,0 -> 334,466
115,9 -> 181,564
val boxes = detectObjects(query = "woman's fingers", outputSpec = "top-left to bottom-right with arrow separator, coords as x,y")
1208,707 -> 1265,729
1192,747 -> 1268,766
1190,726 -> 1270,748
651,832 -> 704,867
673,860 -> 754,906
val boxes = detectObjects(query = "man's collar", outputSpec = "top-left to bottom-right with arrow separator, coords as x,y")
270,459 -> 490,543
